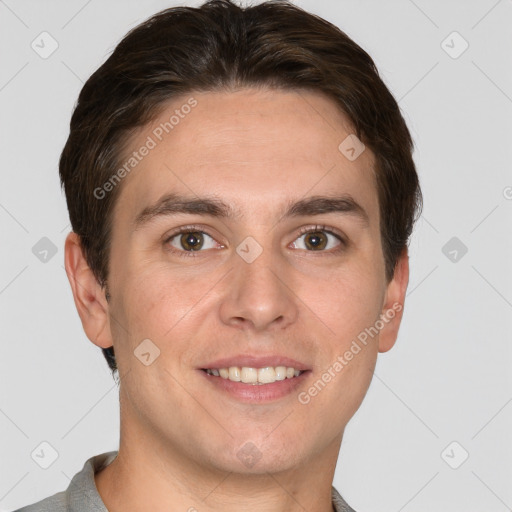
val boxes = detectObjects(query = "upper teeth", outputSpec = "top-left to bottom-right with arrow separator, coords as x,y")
205,366 -> 302,385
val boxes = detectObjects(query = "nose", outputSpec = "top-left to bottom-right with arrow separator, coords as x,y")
218,245 -> 299,332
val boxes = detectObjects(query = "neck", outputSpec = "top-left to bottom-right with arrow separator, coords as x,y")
95,409 -> 342,512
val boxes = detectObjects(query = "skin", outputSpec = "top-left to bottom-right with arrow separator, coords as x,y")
65,87 -> 409,512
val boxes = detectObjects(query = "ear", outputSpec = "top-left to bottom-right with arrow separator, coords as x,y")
64,232 -> 113,349
378,248 -> 409,353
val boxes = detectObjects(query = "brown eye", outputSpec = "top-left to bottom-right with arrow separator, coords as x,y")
179,232 -> 204,251
166,230 -> 218,253
291,228 -> 344,252
304,231 -> 328,250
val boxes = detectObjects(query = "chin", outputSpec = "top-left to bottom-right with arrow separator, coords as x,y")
198,434 -> 308,476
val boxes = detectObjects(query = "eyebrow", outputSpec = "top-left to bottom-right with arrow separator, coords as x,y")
133,192 -> 369,229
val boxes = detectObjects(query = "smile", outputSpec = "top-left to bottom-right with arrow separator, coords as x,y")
202,366 -> 303,385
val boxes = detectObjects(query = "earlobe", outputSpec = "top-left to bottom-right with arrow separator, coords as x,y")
378,248 -> 409,353
64,232 -> 113,349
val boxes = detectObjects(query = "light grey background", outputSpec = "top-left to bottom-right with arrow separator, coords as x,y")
1,1 -> 511,511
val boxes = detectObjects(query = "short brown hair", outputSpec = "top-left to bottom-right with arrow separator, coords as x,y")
59,0 -> 422,375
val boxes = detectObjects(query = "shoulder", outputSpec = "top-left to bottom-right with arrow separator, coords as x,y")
13,451 -> 118,512
332,485 -> 358,512
13,490 -> 67,512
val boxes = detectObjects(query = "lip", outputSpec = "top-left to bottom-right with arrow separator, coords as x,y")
200,354 -> 310,371
199,368 -> 311,403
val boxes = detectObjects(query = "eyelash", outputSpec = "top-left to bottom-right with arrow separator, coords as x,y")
163,224 -> 347,259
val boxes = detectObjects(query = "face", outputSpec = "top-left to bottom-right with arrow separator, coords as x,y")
68,87 -> 408,477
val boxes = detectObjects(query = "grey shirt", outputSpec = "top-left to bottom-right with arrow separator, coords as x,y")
15,451 -> 356,512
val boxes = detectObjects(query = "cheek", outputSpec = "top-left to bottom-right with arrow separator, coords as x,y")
311,263 -> 384,341
116,262 -> 172,325
319,268 -> 382,415
111,264 -> 213,357
295,346 -> 377,454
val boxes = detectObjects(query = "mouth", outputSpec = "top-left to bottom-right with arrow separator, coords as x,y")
198,355 -> 311,402
198,356 -> 311,403
201,366 -> 305,385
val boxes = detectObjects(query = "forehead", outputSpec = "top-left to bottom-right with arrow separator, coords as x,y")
113,87 -> 378,226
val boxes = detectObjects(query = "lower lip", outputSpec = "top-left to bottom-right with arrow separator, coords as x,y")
199,370 -> 310,403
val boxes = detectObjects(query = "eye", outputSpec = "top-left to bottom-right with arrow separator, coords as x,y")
163,224 -> 346,258
164,226 -> 223,257
290,225 -> 345,253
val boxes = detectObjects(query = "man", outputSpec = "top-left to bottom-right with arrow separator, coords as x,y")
17,0 -> 422,510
